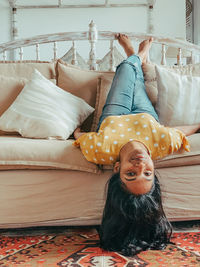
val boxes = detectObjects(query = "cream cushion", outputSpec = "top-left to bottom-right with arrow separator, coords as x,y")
155,65 -> 200,126
0,69 -> 94,139
0,60 -> 56,79
142,62 -> 200,105
57,60 -> 114,131
0,136 -> 100,173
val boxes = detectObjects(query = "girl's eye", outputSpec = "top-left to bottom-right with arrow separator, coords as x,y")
127,172 -> 136,177
145,171 -> 152,176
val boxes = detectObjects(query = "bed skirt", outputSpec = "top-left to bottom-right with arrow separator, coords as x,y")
0,166 -> 199,228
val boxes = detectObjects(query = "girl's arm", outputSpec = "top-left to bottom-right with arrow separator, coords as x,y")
173,124 -> 200,136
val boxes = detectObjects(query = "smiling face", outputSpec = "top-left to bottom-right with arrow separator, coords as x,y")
114,141 -> 154,195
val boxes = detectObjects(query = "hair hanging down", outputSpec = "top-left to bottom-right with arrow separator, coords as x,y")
99,172 -> 172,256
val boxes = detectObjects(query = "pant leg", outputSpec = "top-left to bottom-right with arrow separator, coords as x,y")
97,55 -> 139,130
96,55 -> 158,131
130,59 -> 159,121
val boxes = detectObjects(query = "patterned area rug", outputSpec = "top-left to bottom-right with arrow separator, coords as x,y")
0,222 -> 199,266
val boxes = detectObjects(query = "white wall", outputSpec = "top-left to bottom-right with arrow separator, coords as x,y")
0,0 -> 11,43
0,0 -> 186,61
193,0 -> 200,45
154,0 -> 186,37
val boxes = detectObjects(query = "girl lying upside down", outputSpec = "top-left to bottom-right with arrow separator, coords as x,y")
73,34 -> 200,256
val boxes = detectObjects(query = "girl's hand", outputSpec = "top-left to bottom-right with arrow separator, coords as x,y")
73,127 -> 86,139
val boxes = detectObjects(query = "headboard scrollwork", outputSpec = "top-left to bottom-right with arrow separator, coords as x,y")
0,21 -> 200,70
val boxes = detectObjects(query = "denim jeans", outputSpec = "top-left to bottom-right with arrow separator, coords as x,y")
97,55 -> 159,131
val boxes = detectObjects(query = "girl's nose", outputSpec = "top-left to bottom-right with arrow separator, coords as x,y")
134,160 -> 145,168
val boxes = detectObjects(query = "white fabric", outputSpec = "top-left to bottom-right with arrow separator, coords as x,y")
142,62 -> 200,106
0,69 -> 94,139
155,65 -> 200,126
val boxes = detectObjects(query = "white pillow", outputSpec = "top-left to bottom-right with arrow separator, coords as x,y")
155,65 -> 200,127
142,62 -> 200,106
0,69 -> 94,139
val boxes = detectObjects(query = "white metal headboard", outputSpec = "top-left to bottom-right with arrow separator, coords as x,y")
0,21 -> 200,71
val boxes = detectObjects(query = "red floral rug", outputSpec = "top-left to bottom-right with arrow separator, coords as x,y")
0,225 -> 199,266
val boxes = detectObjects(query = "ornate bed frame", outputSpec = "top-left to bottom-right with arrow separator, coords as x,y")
0,21 -> 200,70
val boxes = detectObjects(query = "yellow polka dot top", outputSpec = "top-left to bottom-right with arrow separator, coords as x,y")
73,113 -> 190,165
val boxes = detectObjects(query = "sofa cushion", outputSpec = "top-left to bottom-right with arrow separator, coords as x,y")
91,77 -> 111,131
56,60 -> 114,131
0,60 -> 56,79
0,70 -> 94,140
0,75 -> 27,116
0,136 -> 100,173
0,75 -> 27,136
102,133 -> 200,170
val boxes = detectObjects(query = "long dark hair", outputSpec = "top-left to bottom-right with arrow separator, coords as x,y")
99,172 -> 172,256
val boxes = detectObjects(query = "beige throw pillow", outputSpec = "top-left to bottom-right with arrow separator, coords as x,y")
57,60 -> 114,131
155,65 -> 200,126
0,75 -> 27,116
0,60 -> 56,79
0,75 -> 28,136
0,69 -> 94,139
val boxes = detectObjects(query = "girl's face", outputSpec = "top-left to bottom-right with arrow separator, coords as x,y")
114,141 -> 154,195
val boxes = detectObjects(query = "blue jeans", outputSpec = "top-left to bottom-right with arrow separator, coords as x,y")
97,55 -> 159,131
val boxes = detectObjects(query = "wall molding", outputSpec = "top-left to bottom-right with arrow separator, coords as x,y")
7,0 -> 156,59
8,0 -> 153,9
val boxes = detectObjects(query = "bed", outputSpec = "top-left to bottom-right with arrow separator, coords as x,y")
0,21 -> 200,228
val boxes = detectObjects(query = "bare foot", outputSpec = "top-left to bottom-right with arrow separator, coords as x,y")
116,33 -> 134,57
138,37 -> 153,63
